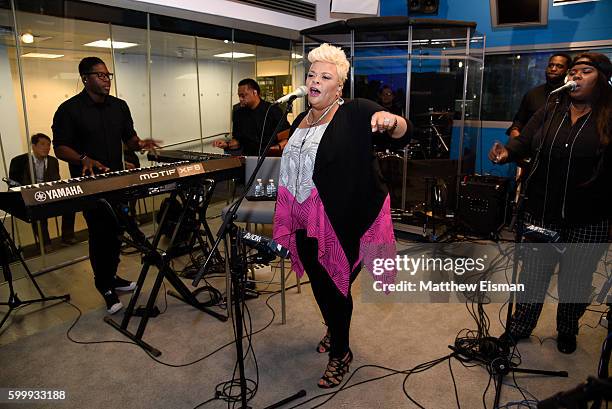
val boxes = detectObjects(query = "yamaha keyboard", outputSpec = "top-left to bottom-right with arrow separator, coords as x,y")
0,158 -> 241,222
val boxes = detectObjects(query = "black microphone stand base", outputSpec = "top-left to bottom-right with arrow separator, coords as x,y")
1,293 -> 70,330
1,222 -> 70,331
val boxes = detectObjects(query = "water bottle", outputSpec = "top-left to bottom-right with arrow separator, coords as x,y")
266,179 -> 276,197
254,179 -> 264,197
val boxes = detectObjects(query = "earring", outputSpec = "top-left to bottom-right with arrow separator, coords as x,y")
337,97 -> 344,105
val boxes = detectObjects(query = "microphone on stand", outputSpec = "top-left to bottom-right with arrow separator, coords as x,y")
549,80 -> 577,95
273,85 -> 308,105
2,177 -> 21,188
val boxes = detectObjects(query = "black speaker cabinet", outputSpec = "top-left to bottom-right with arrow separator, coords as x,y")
377,156 -> 457,211
457,175 -> 509,236
408,0 -> 439,14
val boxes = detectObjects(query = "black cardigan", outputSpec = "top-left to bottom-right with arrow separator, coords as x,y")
506,99 -> 611,224
288,98 -> 409,265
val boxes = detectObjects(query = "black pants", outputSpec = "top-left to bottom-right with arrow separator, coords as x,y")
31,212 -> 76,245
510,214 -> 609,336
61,211 -> 76,240
83,203 -> 122,295
295,230 -> 360,359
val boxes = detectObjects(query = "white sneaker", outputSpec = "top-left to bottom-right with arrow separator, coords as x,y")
103,290 -> 123,314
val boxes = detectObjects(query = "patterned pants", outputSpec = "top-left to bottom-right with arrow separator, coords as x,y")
509,214 -> 609,336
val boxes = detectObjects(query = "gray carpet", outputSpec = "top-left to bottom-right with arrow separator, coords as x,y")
0,263 -> 608,409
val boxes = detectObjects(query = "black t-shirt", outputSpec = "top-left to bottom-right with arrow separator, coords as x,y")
232,100 -> 289,156
52,90 -> 136,177
507,83 -> 557,135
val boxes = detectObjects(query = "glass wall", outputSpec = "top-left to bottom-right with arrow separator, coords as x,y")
297,21 -> 484,211
0,0 -> 293,271
482,47 -> 612,121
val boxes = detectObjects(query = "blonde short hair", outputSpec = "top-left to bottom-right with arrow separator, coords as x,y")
307,43 -> 350,84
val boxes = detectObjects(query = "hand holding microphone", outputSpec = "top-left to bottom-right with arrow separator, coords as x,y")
488,141 -> 509,164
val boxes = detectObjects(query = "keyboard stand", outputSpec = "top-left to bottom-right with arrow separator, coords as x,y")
104,179 -> 227,357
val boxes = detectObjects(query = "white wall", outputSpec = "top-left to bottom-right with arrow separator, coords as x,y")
0,46 -> 24,181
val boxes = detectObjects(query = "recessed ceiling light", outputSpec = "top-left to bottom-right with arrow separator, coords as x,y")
213,52 -> 254,59
20,33 -> 34,43
22,53 -> 64,59
84,39 -> 138,49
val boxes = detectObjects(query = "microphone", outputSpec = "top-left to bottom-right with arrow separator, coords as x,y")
239,230 -> 290,258
549,80 -> 577,95
274,85 -> 308,105
2,177 -> 21,188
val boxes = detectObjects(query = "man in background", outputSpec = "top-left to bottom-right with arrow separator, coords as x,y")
213,78 -> 290,156
507,53 -> 572,138
9,133 -> 76,249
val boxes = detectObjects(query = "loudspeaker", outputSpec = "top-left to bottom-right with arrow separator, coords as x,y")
408,0 -> 439,14
457,175 -> 509,237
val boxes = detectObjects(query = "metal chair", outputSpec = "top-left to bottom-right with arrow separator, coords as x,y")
221,156 -> 300,324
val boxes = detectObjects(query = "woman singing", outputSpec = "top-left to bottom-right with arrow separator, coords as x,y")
489,53 -> 611,354
273,43 -> 410,387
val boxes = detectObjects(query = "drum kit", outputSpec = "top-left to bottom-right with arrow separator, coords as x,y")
375,110 -> 455,236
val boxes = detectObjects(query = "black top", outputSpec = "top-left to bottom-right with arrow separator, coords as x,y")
232,100 -> 289,156
289,98 -> 410,265
9,153 -> 60,185
52,90 -> 136,177
507,83 -> 557,135
506,100 -> 611,224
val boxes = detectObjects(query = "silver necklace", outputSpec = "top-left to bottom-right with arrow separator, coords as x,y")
305,99 -> 338,127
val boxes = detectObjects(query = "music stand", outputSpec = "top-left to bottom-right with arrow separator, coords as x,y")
0,221 -> 70,330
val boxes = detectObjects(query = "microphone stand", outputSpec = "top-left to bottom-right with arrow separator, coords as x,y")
490,97 -> 568,408
192,96 -> 306,409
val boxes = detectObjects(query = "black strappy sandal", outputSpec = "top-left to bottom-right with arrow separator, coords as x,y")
316,329 -> 331,353
317,349 -> 353,389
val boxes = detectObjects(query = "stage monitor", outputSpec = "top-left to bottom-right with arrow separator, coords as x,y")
489,0 -> 548,28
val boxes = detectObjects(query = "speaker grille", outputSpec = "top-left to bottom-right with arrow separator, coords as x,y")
229,0 -> 317,20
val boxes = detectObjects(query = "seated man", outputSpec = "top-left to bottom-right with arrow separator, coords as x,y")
9,133 -> 76,248
213,78 -> 290,156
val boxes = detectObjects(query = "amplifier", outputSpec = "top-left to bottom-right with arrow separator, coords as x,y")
457,175 -> 509,236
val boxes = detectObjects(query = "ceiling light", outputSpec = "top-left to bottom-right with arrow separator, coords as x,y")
20,33 -> 34,43
84,38 -> 138,49
213,52 -> 254,59
291,53 -> 303,59
22,53 -> 64,59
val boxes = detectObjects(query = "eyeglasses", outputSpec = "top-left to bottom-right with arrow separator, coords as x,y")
86,71 -> 114,81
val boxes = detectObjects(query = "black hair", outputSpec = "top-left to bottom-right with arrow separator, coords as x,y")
31,133 -> 51,145
549,53 -> 572,68
78,56 -> 106,76
238,78 -> 260,95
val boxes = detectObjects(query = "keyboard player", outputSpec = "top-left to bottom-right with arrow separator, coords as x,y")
52,57 -> 160,314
